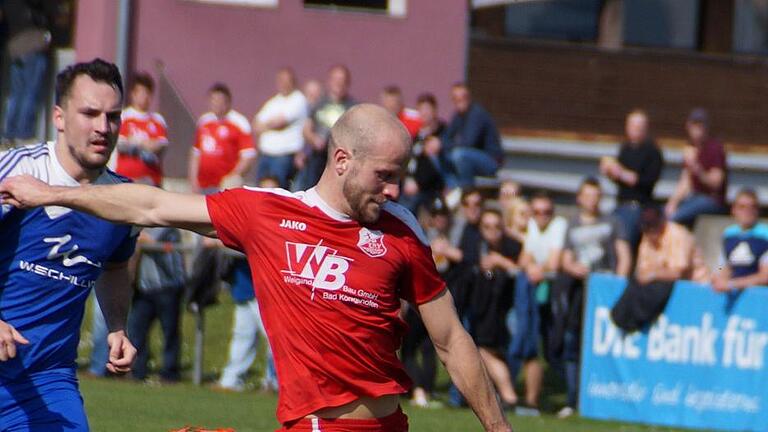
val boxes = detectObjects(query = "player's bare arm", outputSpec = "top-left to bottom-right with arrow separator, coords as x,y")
418,289 -> 513,432
95,260 -> 138,374
0,174 -> 216,236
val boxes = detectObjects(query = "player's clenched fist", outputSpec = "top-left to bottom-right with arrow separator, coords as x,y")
0,175 -> 55,210
0,319 -> 29,361
105,330 -> 137,374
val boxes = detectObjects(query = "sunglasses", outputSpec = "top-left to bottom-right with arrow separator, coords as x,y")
533,208 -> 553,216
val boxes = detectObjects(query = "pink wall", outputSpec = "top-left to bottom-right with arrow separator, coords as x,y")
74,0 -> 118,63
76,0 -> 467,119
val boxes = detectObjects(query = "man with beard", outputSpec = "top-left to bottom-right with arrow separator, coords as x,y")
1,104 -> 513,432
0,58 -> 137,431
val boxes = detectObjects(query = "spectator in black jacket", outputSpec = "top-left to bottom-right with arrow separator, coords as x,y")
399,93 -> 454,215
601,109 -> 664,249
443,83 -> 502,188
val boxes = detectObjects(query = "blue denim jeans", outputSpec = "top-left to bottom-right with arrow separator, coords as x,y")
4,52 -> 47,140
88,298 -> 109,376
256,154 -> 294,189
613,202 -> 643,249
671,193 -> 725,227
508,273 -> 540,361
127,289 -> 183,381
448,147 -> 499,188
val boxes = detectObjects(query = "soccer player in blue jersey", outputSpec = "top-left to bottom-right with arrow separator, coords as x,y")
0,59 -> 138,431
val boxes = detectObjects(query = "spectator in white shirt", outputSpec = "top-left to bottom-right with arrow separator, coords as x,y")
252,68 -> 308,188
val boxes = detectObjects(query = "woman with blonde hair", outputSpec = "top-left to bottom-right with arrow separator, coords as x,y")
503,197 -> 531,244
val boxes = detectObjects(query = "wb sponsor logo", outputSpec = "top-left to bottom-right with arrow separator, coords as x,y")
281,240 -> 353,299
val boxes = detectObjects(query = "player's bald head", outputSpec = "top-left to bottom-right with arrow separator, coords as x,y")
328,103 -> 411,163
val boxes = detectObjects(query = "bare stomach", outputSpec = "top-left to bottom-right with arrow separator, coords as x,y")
308,394 -> 400,419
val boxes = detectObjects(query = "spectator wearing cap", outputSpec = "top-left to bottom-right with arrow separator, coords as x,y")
443,83 -> 502,188
712,188 -> 768,292
665,108 -> 728,228
611,206 -> 708,332
601,109 -> 664,248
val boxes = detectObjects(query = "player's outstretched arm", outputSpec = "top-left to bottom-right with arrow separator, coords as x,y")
0,174 -> 215,236
419,290 -> 513,432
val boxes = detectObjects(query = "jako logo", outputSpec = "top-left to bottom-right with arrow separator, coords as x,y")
281,240 -> 352,298
44,235 -> 102,268
279,219 -> 307,231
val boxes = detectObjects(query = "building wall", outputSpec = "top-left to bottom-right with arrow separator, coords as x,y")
76,0 -> 467,119
469,37 -> 768,146
74,1 -> 119,63
74,0 -> 467,177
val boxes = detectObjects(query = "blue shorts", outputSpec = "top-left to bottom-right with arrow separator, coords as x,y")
0,368 -> 88,431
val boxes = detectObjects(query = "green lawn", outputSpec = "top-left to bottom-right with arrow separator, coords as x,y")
77,295 -> 684,431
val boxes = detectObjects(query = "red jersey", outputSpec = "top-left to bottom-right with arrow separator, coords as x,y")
206,187 -> 445,424
398,108 -> 423,139
115,107 -> 169,186
193,110 -> 255,189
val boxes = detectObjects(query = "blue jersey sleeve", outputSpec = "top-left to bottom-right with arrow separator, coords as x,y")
108,228 -> 139,263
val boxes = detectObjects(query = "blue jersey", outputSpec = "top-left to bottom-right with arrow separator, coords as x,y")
722,223 -> 768,279
0,142 -> 138,382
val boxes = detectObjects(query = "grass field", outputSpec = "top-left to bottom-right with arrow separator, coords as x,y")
77,295 -> 684,431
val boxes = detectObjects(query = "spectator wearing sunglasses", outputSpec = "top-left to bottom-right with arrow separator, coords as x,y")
712,188 -> 768,292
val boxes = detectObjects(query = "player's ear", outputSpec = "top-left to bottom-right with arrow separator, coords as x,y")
53,105 -> 65,132
333,147 -> 350,176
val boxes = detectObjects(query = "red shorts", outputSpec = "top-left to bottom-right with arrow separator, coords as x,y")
277,408 -> 408,432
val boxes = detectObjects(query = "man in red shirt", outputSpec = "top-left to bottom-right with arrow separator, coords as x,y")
115,72 -> 169,186
380,85 -> 422,140
189,83 -> 256,192
1,104 -> 513,432
665,108 -> 728,228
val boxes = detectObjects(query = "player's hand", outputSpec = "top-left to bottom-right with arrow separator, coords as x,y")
0,319 -> 29,361
106,330 -> 137,374
0,175 -> 55,209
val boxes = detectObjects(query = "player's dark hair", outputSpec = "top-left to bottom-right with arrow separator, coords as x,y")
55,58 -> 123,106
131,72 -> 155,93
531,189 -> 552,203
416,92 -> 437,108
209,82 -> 232,100
578,176 -> 602,194
461,187 -> 483,206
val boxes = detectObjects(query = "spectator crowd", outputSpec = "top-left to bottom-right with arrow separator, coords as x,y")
41,63 -> 766,419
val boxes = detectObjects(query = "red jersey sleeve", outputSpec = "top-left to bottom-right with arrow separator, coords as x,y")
238,129 -> 255,154
206,188 -> 254,251
400,237 -> 446,305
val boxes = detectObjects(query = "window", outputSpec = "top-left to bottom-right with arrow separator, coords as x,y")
183,0 -> 278,8
733,0 -> 768,54
623,0 -> 700,49
304,0 -> 406,17
504,0 -> 602,42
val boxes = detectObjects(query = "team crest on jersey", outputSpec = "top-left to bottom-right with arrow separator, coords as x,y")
357,228 -> 387,258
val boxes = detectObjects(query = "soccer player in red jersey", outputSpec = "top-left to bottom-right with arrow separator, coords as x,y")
114,72 -> 169,186
0,104 -> 513,432
189,83 -> 256,192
